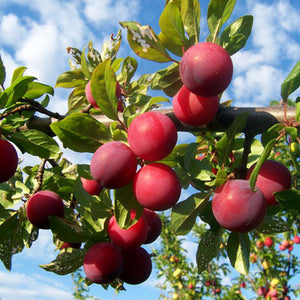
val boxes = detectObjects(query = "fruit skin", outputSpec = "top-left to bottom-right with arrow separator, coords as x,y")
293,235 -> 300,244
60,242 -> 81,250
256,240 -> 264,248
142,208 -> 162,244
133,163 -> 181,211
80,177 -> 102,195
26,190 -> 65,229
264,237 -> 273,248
90,141 -> 137,189
212,179 -> 266,233
85,80 -> 99,108
179,42 -> 233,97
127,111 -> 177,162
172,85 -> 219,126
83,242 -> 123,284
0,139 -> 18,183
120,247 -> 152,285
246,160 -> 291,206
108,211 -> 148,249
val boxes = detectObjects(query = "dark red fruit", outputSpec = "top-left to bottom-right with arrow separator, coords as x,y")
108,211 -> 148,249
127,111 -> 177,161
120,247 -> 152,285
80,177 -> 102,195
142,209 -> 162,244
179,42 -> 233,97
246,160 -> 291,206
212,180 -> 266,233
83,242 -> 123,284
90,141 -> 137,189
60,242 -> 81,250
0,139 -> 18,183
26,190 -> 65,229
133,163 -> 181,211
173,85 -> 219,126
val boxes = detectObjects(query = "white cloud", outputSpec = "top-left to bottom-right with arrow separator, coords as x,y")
0,271 -> 72,300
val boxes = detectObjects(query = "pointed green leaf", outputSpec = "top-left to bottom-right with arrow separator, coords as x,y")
159,1 -> 188,47
220,15 -> 253,55
40,248 -> 87,275
196,227 -> 222,273
55,69 -> 86,88
256,215 -> 290,234
281,60 -> 300,101
181,0 -> 200,44
274,189 -> 300,211
207,0 -> 236,42
10,129 -> 60,159
171,192 -> 209,235
50,113 -> 112,153
91,60 -> 118,120
49,216 -> 91,243
23,82 -> 54,99
101,30 -> 122,62
114,182 -> 143,229
0,55 -> 5,86
122,56 -> 138,84
120,21 -> 172,63
227,232 -> 250,275
11,66 -> 27,84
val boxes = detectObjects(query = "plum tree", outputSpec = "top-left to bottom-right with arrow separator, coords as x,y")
120,247 -> 152,285
142,208 -> 162,244
179,42 -> 233,97
246,160 -> 292,206
212,180 -> 266,233
133,163 -> 181,211
90,141 -> 137,189
80,177 -> 102,195
0,139 -> 18,183
108,211 -> 148,249
83,242 -> 123,284
26,190 -> 65,229
127,111 -> 177,161
172,85 -> 219,126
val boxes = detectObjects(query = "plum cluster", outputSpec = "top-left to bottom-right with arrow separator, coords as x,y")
173,42 -> 233,127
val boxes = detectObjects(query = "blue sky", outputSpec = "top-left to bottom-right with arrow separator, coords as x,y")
0,0 -> 300,299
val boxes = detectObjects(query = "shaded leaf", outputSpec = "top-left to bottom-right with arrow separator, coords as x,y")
50,113 -> 112,153
256,215 -> 290,234
227,232 -> 250,275
274,189 -> 300,211
0,55 -> 5,86
171,192 -> 209,235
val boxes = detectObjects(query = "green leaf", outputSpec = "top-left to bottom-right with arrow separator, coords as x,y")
0,76 -> 36,108
171,192 -> 209,235
281,60 -> 300,101
49,216 -> 91,243
23,82 -> 54,99
121,56 -> 138,84
10,129 -> 60,159
50,113 -> 112,153
207,0 -> 236,42
100,30 -> 122,62
0,55 -> 5,86
151,62 -> 182,97
11,66 -> 27,84
274,189 -> 300,211
261,123 -> 283,147
91,60 -> 118,120
181,0 -> 201,45
248,138 -> 276,191
0,212 -> 25,270
114,182 -> 143,229
220,15 -> 253,55
55,69 -> 86,88
159,1 -> 188,47
120,21 -> 172,63
196,227 -> 222,273
256,215 -> 290,234
227,232 -> 250,275
40,248 -> 87,275
215,112 -> 248,166
80,46 -> 92,79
